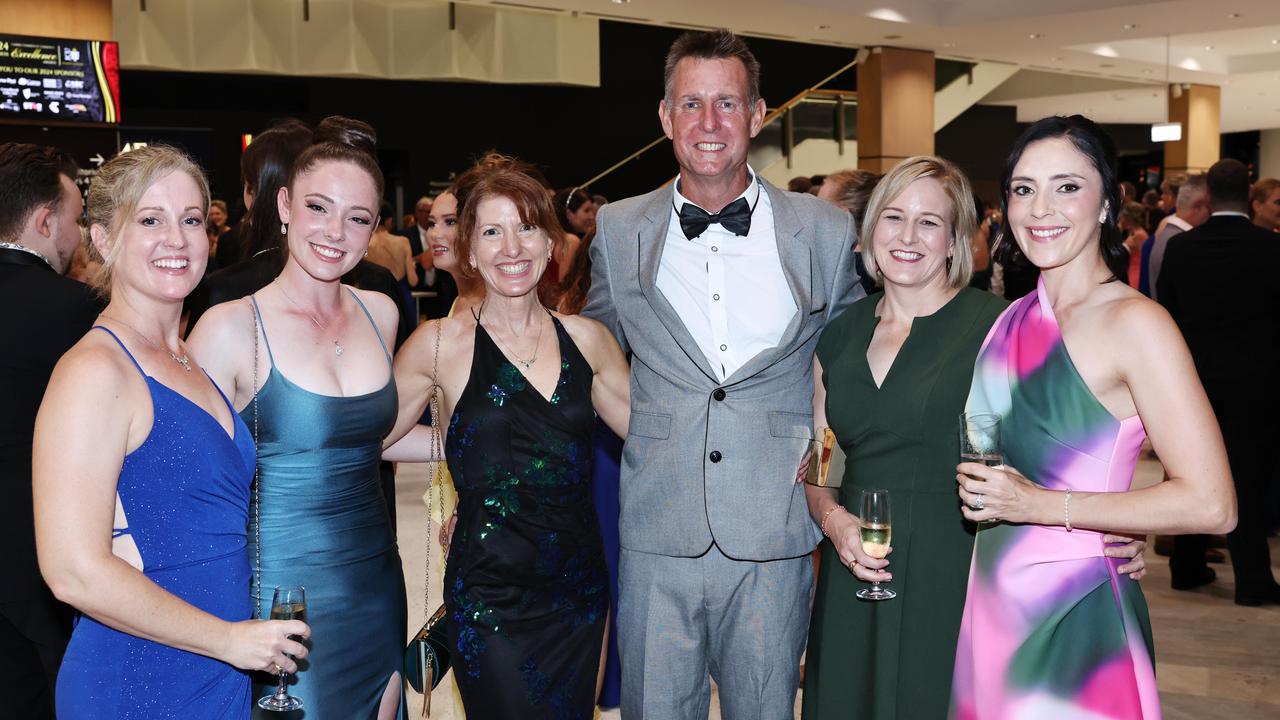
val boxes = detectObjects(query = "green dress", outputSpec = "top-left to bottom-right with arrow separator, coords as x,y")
802,288 -> 1008,720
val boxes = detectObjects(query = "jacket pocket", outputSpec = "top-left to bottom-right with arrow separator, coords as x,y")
768,411 -> 815,440
629,410 -> 672,440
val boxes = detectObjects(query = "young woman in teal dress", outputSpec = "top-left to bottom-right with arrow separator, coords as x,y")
191,118 -> 408,719
36,146 -> 307,719
385,165 -> 631,719
801,156 -> 1149,720
950,115 -> 1236,719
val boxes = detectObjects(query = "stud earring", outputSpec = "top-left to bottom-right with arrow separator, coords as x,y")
280,222 -> 288,235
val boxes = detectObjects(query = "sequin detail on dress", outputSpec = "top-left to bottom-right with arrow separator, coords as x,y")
444,315 -> 606,720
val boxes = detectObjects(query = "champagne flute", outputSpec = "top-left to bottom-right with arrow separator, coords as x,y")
856,489 -> 896,601
258,585 -> 306,712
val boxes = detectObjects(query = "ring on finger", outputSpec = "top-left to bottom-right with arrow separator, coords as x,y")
971,493 -> 985,511
848,559 -> 858,571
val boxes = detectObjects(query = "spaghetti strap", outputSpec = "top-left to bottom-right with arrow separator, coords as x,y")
248,294 -> 277,366
91,326 -> 148,378
346,287 -> 392,365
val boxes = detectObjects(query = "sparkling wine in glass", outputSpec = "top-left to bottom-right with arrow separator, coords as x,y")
856,490 -> 896,601
258,585 -> 306,712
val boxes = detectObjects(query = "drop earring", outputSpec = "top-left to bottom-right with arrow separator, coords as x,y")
280,222 -> 288,235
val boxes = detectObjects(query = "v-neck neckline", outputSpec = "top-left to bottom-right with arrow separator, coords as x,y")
478,315 -> 567,406
861,290 -> 963,391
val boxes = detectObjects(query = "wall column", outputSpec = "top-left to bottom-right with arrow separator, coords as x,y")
1164,83 -> 1220,175
856,46 -> 934,173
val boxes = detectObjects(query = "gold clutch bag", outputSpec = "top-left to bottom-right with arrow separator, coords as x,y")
805,427 -> 846,488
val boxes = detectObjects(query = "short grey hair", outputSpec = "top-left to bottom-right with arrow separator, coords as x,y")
1176,174 -> 1207,210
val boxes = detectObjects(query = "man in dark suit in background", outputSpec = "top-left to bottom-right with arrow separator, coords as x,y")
1159,158 -> 1280,606
0,143 -> 104,718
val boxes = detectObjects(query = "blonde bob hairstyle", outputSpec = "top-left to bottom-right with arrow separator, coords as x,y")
85,145 -> 210,295
859,155 -> 976,289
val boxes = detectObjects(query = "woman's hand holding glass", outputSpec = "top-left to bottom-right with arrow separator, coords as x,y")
825,506 -> 892,585
955,462 -> 1044,524
221,614 -> 310,674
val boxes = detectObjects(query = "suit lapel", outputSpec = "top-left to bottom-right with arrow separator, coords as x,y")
637,188 -> 719,382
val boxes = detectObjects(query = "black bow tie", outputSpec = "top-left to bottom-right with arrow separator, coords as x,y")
678,195 -> 753,240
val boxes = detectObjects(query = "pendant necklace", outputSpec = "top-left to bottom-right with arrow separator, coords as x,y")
278,284 -> 345,356
483,305 -> 545,370
103,315 -> 192,371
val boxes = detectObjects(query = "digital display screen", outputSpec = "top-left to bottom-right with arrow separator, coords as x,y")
0,33 -> 121,123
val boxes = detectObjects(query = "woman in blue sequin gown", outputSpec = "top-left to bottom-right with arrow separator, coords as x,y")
386,164 -> 631,719
191,118 -> 409,719
35,146 -> 307,719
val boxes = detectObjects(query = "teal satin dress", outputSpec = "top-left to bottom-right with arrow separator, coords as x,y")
245,291 -> 405,719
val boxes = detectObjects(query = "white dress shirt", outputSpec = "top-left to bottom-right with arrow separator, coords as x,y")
657,168 -> 796,381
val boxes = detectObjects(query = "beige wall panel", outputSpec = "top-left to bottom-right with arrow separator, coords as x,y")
857,47 -> 934,173
0,0 -> 112,41
1165,84 -> 1220,174
110,0 -> 596,84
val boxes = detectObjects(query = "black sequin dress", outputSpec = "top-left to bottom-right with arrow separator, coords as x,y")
444,314 -> 607,720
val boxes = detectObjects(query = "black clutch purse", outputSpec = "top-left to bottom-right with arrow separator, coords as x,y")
403,604 -> 450,693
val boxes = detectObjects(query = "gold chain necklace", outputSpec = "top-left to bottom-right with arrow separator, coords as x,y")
481,305 -> 545,370
277,283 -> 345,356
102,315 -> 191,372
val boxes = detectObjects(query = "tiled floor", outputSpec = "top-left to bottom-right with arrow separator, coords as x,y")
396,452 -> 1280,719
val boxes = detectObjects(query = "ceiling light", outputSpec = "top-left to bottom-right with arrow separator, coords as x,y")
943,42 -> 956,48
1272,39 -> 1278,45
1227,13 -> 1241,19
1204,45 -> 1214,51
1095,46 -> 1119,58
1123,24 -> 1138,30
816,25 -> 831,30
1028,33 -> 1043,39
867,8 -> 908,23
610,0 -> 630,4
1152,122 -> 1182,142
883,34 -> 902,40
1179,58 -> 1202,71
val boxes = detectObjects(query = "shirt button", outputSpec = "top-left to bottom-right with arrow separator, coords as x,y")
719,344 -> 728,351
713,388 -> 726,401
713,294 -> 720,301
711,246 -> 719,252
709,450 -> 722,463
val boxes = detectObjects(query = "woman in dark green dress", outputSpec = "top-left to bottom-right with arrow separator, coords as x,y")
801,156 -> 1147,719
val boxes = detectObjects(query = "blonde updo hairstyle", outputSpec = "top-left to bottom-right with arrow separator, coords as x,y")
85,145 -> 210,295
859,155 -> 976,289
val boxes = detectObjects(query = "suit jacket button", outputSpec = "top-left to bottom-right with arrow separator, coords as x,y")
712,388 -> 726,401
709,450 -> 722,463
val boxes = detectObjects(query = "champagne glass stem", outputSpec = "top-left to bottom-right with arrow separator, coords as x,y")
275,670 -> 288,700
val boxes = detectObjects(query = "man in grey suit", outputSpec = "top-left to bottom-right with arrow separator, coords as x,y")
583,29 -> 862,718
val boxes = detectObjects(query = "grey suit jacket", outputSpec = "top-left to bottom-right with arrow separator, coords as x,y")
584,179 -> 863,561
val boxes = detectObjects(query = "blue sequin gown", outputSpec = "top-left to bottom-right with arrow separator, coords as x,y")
57,328 -> 255,719
445,315 -> 607,720
245,292 -> 405,719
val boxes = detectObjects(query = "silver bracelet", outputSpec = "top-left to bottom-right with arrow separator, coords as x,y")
1064,488 -> 1073,532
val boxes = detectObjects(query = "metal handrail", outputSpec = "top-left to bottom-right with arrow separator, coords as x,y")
576,56 -> 861,191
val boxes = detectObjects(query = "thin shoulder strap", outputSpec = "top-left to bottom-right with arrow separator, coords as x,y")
346,287 -> 392,364
247,294 -> 277,365
91,326 -> 147,378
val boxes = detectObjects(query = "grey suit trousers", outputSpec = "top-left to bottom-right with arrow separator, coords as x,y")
618,545 -> 813,720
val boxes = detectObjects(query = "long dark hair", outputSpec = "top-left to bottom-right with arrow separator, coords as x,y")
992,115 -> 1126,281
239,119 -> 312,269
553,187 -> 591,235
